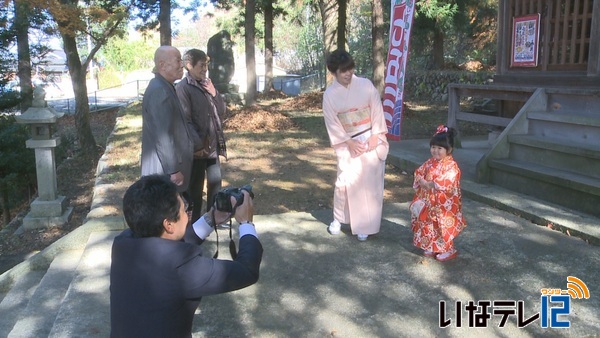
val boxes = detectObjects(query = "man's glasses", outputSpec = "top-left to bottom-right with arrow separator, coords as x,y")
180,194 -> 193,212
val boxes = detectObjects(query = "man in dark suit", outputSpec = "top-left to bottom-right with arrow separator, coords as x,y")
141,46 -> 193,192
110,175 -> 263,337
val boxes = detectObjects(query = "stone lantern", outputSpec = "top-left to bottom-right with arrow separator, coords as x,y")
16,86 -> 73,229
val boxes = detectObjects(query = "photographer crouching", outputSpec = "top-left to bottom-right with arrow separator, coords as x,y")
110,174 -> 263,338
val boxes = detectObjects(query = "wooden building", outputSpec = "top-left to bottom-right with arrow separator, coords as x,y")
447,0 -> 600,217
495,0 -> 600,87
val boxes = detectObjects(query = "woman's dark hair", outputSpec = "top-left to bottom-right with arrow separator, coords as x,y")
122,175 -> 182,238
430,125 -> 457,153
326,49 -> 355,73
182,48 -> 209,70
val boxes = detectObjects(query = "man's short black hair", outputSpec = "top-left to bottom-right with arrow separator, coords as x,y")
326,49 -> 355,74
123,175 -> 181,238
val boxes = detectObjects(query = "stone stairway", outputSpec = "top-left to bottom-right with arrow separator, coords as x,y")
0,122 -> 126,335
47,231 -> 118,337
0,110 -> 127,336
7,249 -> 82,337
0,227 -> 122,337
477,88 -> 600,217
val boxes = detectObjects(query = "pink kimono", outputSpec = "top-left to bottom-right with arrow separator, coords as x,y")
322,75 -> 389,235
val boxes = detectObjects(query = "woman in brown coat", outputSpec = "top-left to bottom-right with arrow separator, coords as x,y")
176,49 -> 227,222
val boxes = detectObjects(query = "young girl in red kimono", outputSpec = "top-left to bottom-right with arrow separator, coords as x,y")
411,125 -> 466,261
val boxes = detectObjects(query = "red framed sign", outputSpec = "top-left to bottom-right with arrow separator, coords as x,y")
511,14 -> 541,67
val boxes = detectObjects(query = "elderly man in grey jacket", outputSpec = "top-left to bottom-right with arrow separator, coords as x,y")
141,46 -> 193,192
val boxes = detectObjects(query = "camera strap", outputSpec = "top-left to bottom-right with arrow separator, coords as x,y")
211,218 -> 238,260
228,226 -> 237,259
211,209 -> 220,258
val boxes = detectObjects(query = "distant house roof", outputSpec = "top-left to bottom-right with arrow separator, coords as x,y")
33,49 -> 68,73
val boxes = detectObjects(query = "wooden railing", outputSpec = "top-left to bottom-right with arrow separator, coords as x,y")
447,83 -> 537,147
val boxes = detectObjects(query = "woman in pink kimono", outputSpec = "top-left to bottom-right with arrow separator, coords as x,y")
411,125 -> 466,261
322,49 -> 389,241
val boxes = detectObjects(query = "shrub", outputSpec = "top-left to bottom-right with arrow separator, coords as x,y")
0,115 -> 36,226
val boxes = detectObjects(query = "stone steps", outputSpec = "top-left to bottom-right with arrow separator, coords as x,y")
483,88 -> 600,217
48,231 -> 117,337
0,231 -> 118,338
0,100 -> 127,337
8,249 -> 84,337
507,134 -> 600,179
489,158 -> 600,217
0,270 -> 46,337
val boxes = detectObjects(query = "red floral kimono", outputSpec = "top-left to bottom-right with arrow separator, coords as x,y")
411,155 -> 466,253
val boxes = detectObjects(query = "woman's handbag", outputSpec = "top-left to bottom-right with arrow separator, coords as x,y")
410,198 -> 427,221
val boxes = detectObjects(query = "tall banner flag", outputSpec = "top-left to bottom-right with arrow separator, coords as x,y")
384,0 -> 415,140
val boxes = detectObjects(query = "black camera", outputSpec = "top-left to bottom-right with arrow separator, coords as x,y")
215,184 -> 254,212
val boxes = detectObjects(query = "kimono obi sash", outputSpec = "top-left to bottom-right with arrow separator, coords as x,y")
337,106 -> 372,140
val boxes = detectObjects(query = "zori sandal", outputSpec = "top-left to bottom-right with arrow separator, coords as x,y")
436,249 -> 458,262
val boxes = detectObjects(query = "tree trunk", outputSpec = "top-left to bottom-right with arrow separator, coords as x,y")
432,26 -> 445,69
318,0 -> 337,53
336,0 -> 347,50
159,0 -> 172,46
245,0 -> 256,106
318,0 -> 338,85
14,0 -> 33,112
371,0 -> 385,97
61,33 -> 98,156
264,0 -> 274,92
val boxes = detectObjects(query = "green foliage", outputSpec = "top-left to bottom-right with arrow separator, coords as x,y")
133,0 -> 185,34
210,0 -> 489,76
467,0 -> 498,65
100,35 -> 155,72
0,115 -> 36,221
211,0 -> 324,76
0,47 -> 20,110
0,30 -> 20,110
97,68 -> 124,89
213,1 -> 247,41
1,0 -> 66,112
215,13 -> 244,39
348,2 -> 374,78
0,116 -> 35,180
416,0 -> 458,30
277,4 -> 323,75
411,0 -> 497,68
0,90 -> 21,111
0,3 -> 20,111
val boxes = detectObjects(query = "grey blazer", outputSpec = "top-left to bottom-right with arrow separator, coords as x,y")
141,73 -> 193,192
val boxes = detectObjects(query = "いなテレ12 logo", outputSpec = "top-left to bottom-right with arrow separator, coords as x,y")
540,276 -> 590,328
439,275 -> 591,328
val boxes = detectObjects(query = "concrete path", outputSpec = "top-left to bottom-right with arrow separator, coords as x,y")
187,136 -> 600,336
1,129 -> 598,337
189,199 -> 600,337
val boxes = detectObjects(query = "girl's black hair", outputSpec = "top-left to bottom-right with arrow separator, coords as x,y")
430,125 -> 457,153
